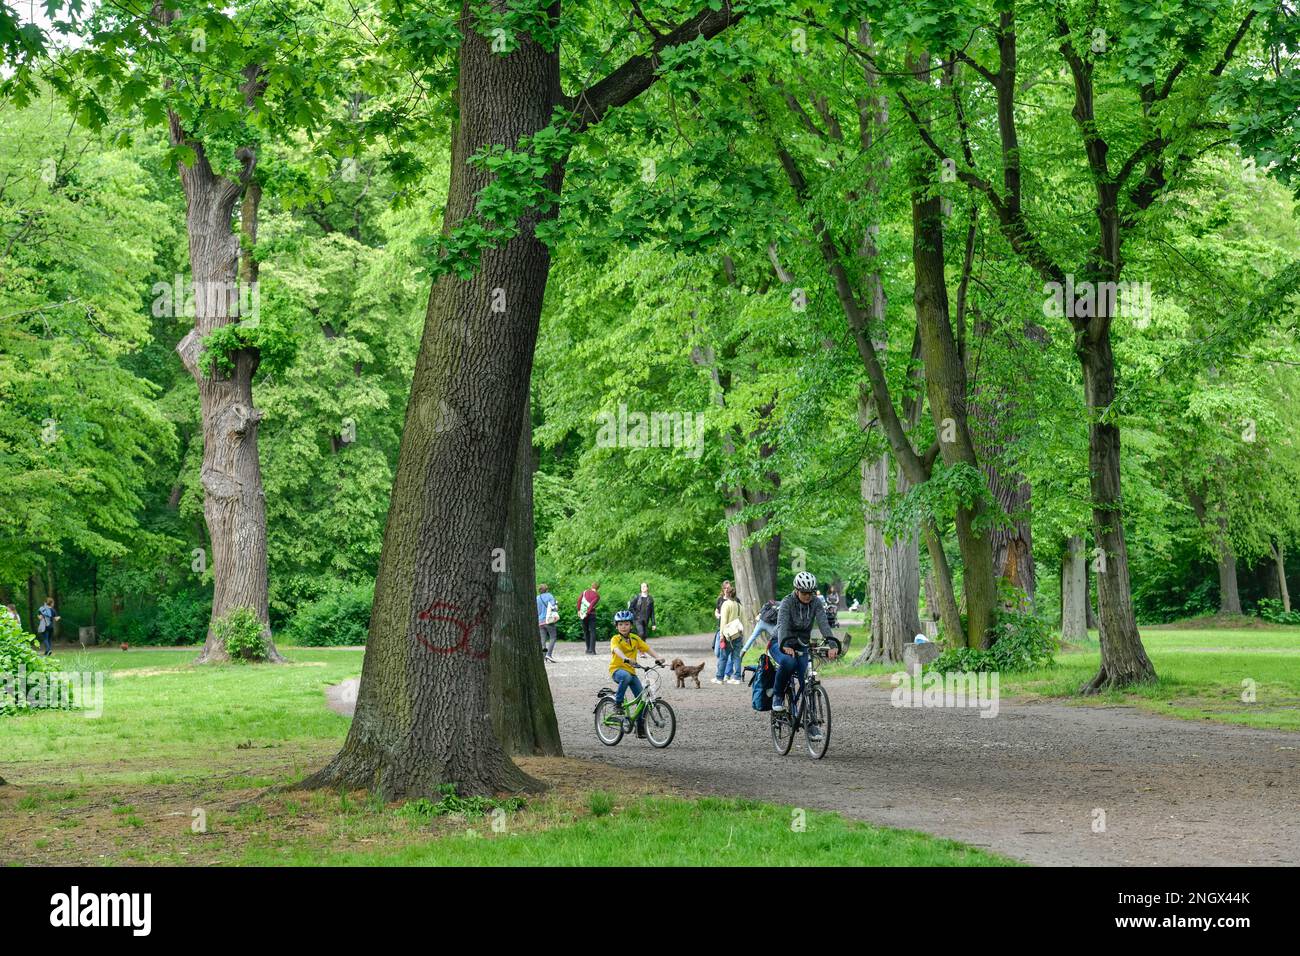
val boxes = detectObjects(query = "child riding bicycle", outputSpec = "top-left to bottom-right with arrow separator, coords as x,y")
609,609 -> 666,738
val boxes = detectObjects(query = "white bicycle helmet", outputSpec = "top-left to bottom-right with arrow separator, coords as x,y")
793,571 -> 817,593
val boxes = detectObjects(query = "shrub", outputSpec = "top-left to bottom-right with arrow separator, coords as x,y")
215,608 -> 267,662
100,589 -> 211,646
931,607 -> 1057,674
0,614 -> 65,717
282,582 -> 374,647
1256,598 -> 1300,625
154,592 -> 211,645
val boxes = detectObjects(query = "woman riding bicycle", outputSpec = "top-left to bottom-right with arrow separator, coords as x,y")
609,609 -> 665,739
770,572 -> 837,729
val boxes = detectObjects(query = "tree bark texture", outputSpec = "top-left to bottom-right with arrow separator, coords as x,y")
302,14 -> 562,798
1060,535 -> 1087,642
489,398 -> 563,757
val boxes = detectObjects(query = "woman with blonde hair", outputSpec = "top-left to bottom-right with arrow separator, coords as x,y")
713,583 -> 743,684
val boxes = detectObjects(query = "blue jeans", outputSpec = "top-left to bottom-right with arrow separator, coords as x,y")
39,628 -> 52,655
715,633 -> 742,680
742,619 -> 776,658
613,669 -> 643,708
770,639 -> 808,709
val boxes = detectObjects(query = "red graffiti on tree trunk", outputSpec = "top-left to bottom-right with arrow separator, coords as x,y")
414,600 -> 491,659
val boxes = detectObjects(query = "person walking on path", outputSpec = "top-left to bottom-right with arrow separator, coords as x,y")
578,582 -> 601,655
537,584 -> 560,663
36,597 -> 59,656
628,582 -> 656,640
714,587 -> 744,684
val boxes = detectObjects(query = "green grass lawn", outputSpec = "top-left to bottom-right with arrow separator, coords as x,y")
0,644 -> 1012,866
242,794 -> 1013,867
815,625 -> 1300,731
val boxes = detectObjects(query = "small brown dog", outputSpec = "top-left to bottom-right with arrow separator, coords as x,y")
670,658 -> 705,688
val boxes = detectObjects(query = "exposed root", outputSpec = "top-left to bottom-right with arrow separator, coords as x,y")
294,748 -> 543,802
1080,664 -> 1159,696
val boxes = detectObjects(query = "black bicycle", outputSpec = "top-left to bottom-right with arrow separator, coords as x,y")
770,640 -> 832,759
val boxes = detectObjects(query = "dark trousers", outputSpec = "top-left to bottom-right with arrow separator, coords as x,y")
633,619 -> 649,639
581,615 -> 598,653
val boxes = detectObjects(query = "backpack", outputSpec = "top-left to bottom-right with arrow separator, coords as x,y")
746,653 -> 775,711
759,600 -> 779,625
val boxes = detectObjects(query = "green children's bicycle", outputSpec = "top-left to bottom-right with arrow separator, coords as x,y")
593,663 -> 677,748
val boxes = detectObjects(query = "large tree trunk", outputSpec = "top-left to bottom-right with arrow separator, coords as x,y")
490,399 -> 562,757
169,66 -> 282,664
1079,334 -> 1155,690
911,191 -> 998,648
1275,540 -> 1291,614
1060,535 -> 1087,642
724,492 -> 763,629
302,14 -> 561,798
857,448 -> 921,665
974,410 -> 1036,606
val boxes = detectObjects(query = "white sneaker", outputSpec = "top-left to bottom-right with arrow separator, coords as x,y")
727,678 -> 742,685
772,701 -> 786,712
710,678 -> 722,684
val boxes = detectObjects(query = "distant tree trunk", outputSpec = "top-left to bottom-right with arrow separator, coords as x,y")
1188,483 -> 1241,615
91,564 -> 99,637
745,490 -> 777,604
1060,536 -> 1087,642
47,560 -> 60,642
969,313 -> 1044,610
922,570 -> 937,622
490,399 -> 562,757
1216,539 -> 1242,615
25,574 -> 35,633
1275,540 -> 1291,614
1085,560 -> 1099,631
691,341 -> 763,629
167,60 -> 282,665
984,463 -> 1035,605
1079,335 -> 1154,690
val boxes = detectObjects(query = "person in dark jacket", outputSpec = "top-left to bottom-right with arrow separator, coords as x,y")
769,572 -> 836,730
628,582 -> 656,639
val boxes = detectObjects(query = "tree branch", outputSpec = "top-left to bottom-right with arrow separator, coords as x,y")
564,1 -> 742,132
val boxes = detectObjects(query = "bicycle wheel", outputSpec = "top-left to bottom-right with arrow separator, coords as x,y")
803,682 -> 831,759
770,690 -> 795,756
593,697 -> 624,746
645,700 -> 676,749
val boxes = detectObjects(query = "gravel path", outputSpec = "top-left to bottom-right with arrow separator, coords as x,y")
331,633 -> 1300,865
